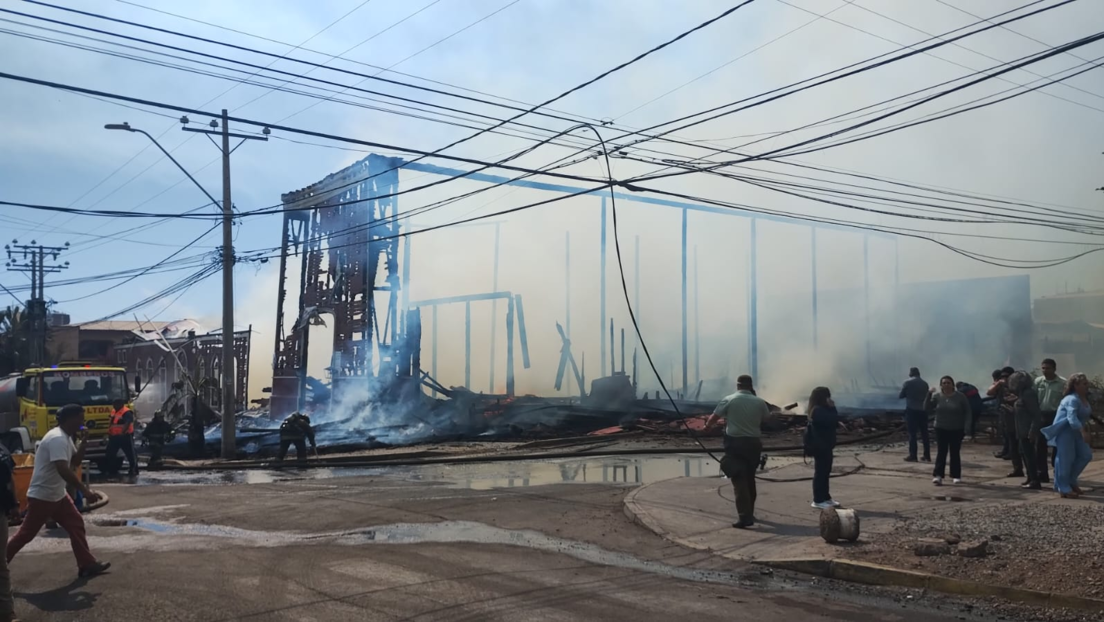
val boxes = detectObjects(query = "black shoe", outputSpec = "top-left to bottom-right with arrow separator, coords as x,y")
1007,471 -> 1024,478
994,452 -> 1008,459
921,456 -> 932,463
904,456 -> 918,463
78,561 -> 111,578
1022,482 -> 1042,490
1040,477 -> 1051,484
732,516 -> 755,529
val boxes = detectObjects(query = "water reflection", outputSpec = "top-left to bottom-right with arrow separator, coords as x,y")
133,454 -> 720,489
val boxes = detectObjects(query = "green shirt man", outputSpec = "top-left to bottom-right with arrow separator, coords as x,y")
711,389 -> 769,438
1034,373 -> 1066,413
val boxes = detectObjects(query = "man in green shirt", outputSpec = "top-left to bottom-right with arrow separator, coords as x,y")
706,375 -> 770,529
1033,358 -> 1065,483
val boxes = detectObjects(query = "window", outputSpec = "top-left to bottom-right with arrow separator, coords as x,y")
116,349 -> 128,365
42,370 -> 128,407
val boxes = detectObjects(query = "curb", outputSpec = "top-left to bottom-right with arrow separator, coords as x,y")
622,483 -> 671,538
759,558 -> 1104,612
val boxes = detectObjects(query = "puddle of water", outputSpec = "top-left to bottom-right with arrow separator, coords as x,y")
133,454 -> 737,490
102,517 -> 756,586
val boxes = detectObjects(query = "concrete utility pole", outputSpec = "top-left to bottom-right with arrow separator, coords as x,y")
109,114 -> 268,459
182,111 -> 268,459
4,241 -> 68,364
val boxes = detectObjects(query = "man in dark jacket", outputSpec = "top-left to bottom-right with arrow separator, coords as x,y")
899,368 -> 930,462
277,412 -> 316,463
142,411 -> 173,468
1008,371 -> 1043,490
956,381 -> 984,440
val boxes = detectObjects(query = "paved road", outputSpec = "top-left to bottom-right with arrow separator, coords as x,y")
7,468 -> 997,621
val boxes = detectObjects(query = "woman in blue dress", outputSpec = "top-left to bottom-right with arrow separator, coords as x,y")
1041,373 -> 1094,498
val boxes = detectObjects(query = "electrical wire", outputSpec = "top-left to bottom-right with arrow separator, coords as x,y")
597,0 -> 1079,172
25,0 -> 378,245
0,283 -> 23,307
841,0 -> 1104,107
630,26 -> 1104,182
8,0 -> 1073,228
12,0 -> 764,211
571,123 -> 721,463
775,0 -> 1104,114
55,223 -> 221,303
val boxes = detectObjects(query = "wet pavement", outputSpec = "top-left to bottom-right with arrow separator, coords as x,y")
119,452 -> 817,490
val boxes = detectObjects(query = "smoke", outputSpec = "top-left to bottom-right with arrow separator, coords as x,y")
86,0 -> 1104,418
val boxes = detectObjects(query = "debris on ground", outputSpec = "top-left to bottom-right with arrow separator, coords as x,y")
854,501 -> 1104,600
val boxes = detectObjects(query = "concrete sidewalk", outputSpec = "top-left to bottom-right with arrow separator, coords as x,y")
624,442 -> 1102,563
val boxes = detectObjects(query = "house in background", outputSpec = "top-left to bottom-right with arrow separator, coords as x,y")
46,317 -> 251,419
1034,290 -> 1104,372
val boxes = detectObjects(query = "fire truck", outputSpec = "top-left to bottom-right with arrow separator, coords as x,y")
0,361 -> 137,469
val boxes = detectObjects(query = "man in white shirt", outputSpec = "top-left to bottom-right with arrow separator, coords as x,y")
6,404 -> 110,578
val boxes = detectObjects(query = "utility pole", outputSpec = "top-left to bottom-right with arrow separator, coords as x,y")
105,115 -> 267,459
180,111 -> 268,459
5,241 -> 69,365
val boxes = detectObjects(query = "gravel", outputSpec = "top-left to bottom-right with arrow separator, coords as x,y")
852,501 -> 1104,601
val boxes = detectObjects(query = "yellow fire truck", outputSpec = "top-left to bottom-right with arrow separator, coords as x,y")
0,361 -> 137,469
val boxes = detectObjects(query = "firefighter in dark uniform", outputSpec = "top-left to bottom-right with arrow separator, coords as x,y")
142,411 -> 173,468
277,412 -> 316,463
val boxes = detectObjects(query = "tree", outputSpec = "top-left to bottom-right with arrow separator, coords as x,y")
0,306 -> 33,376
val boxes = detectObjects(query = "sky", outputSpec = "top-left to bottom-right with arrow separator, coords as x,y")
1,0 -> 1102,402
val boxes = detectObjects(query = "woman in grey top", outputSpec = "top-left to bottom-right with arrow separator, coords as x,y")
927,375 -> 972,486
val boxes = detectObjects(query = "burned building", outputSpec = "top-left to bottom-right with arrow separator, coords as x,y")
117,323 -> 251,419
271,154 -> 421,418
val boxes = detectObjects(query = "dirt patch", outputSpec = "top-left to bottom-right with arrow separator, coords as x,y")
850,500 -> 1104,600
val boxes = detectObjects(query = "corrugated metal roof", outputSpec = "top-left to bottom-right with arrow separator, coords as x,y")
76,320 -> 176,331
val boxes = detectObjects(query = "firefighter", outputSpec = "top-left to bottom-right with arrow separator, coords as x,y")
142,410 -> 173,468
277,412 -> 316,463
106,398 -> 138,476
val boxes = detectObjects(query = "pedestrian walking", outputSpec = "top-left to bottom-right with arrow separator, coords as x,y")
0,438 -> 18,622
705,375 -> 770,529
1008,371 -> 1043,490
7,404 -> 110,578
1034,358 -> 1065,483
899,368 -> 930,463
804,386 -> 840,509
927,376 -> 971,485
1042,373 -> 1094,499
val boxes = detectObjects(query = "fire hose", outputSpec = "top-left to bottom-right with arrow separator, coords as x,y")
153,426 -> 902,472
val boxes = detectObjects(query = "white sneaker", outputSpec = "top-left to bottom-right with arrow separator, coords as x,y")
811,501 -> 834,509
933,477 -> 943,486
828,499 -> 841,507
953,478 -> 962,485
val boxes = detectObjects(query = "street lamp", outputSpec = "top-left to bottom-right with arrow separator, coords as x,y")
103,122 -> 220,208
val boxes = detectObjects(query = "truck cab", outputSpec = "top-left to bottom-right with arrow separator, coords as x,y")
0,362 -> 135,466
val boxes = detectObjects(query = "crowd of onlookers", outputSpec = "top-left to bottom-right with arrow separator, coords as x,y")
898,359 -> 1095,497
708,360 -> 1097,529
